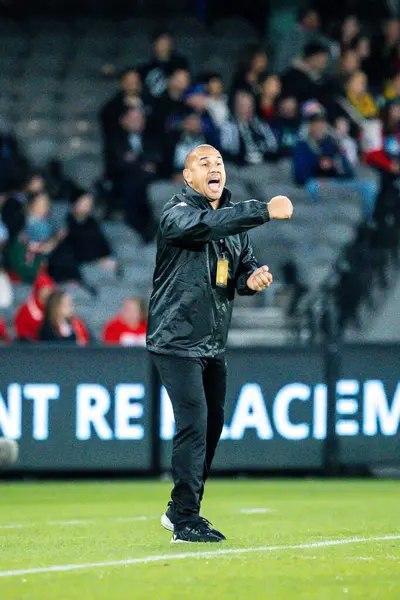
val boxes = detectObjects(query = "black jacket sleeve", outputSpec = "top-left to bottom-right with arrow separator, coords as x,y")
160,199 -> 270,244
235,232 -> 259,296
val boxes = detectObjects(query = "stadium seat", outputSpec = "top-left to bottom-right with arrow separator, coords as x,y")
121,18 -> 158,36
59,119 -> 100,139
30,32 -> 72,54
212,17 -> 259,42
15,76 -> 59,96
66,54 -> 118,78
58,92 -> 106,119
18,95 -> 58,120
76,34 -> 118,58
0,55 -> 22,75
0,35 -> 27,56
102,221 -> 133,241
26,18 -> 71,34
15,118 -> 56,138
74,18 -> 118,35
24,52 -> 65,76
59,137 -> 102,160
62,155 -> 103,189
148,180 -> 182,218
115,36 -> 153,68
21,136 -> 59,168
0,19 -> 23,35
165,16 -> 207,36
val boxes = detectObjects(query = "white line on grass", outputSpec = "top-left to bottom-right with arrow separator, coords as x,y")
0,535 -> 399,578
296,555 -> 400,562
239,508 -> 273,514
0,516 -> 157,530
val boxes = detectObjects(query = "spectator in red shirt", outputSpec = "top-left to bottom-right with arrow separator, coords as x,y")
14,269 -> 55,341
103,297 -> 147,346
0,316 -> 11,343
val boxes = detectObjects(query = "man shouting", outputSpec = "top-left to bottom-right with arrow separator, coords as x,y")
147,144 -> 293,543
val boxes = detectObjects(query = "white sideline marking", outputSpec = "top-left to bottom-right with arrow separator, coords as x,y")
240,508 -> 273,514
297,555 -> 400,562
0,516 -> 156,530
0,535 -> 399,578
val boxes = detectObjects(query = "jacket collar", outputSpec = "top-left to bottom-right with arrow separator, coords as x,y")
182,183 -> 232,208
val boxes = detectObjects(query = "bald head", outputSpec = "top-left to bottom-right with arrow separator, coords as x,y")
183,144 -> 226,203
184,144 -> 220,169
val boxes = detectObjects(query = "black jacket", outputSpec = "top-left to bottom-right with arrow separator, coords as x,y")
39,320 -> 77,343
107,130 -> 161,179
146,185 -> 270,357
281,66 -> 329,105
141,54 -> 189,98
66,212 -> 112,264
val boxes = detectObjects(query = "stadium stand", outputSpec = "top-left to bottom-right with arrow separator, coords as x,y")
0,11 -> 399,344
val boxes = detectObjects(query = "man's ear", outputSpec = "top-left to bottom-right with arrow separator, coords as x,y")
183,168 -> 191,183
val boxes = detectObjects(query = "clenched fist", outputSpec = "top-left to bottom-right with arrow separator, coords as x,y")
247,265 -> 273,292
267,195 -> 293,220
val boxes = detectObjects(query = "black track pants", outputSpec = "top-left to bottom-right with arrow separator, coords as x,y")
151,352 -> 226,526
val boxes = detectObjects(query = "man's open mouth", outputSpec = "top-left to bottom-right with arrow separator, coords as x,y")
207,176 -> 221,193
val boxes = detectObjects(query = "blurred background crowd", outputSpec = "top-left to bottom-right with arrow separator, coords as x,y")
1,0 -> 400,345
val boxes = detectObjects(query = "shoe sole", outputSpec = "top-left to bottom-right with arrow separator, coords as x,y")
161,513 -> 174,532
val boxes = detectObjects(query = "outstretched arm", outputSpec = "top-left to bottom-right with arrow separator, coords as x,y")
161,195 -> 292,245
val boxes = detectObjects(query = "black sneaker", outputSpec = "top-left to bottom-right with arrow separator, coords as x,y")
171,519 -> 224,543
161,502 -> 226,540
160,501 -> 175,532
198,517 -> 226,541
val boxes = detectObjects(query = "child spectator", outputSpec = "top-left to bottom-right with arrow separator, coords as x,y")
25,192 -> 56,245
103,297 -> 147,346
14,269 -> 55,341
5,192 -> 65,283
39,289 -> 90,345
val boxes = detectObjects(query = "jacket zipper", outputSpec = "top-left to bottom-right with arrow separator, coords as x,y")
205,243 -> 217,357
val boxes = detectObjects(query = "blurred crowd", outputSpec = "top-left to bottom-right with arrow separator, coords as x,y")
97,12 -> 400,238
0,269 -> 147,345
2,6 -> 400,340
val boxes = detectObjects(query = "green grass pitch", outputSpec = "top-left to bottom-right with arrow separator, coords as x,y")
1,479 -> 399,599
